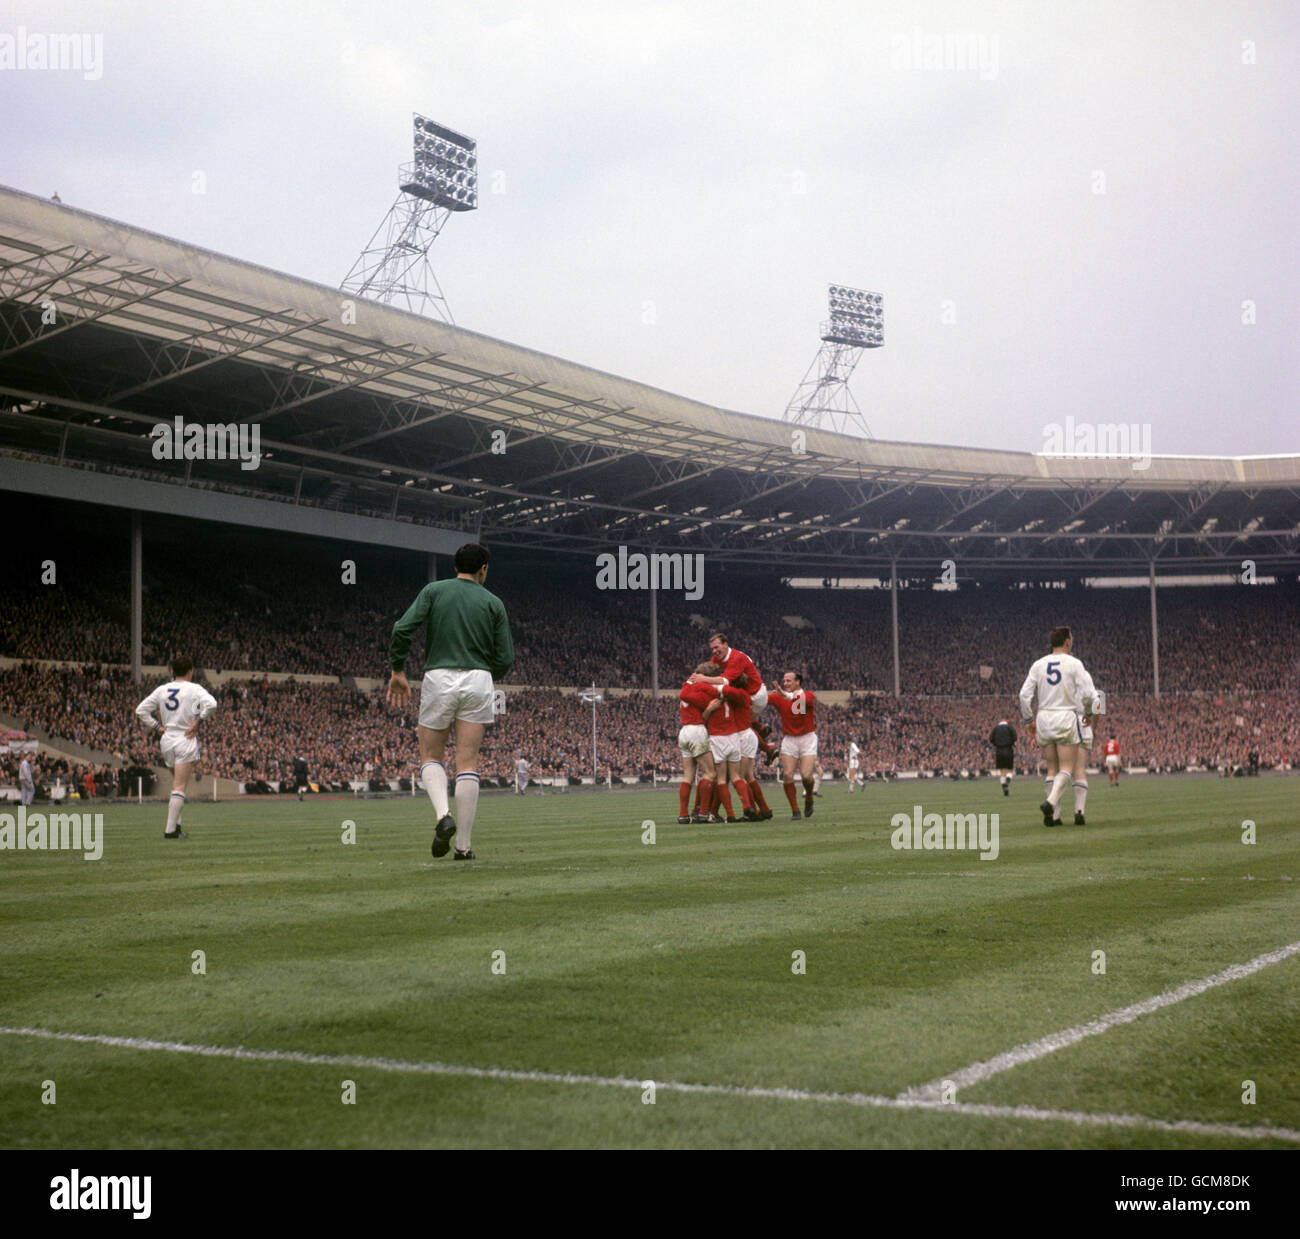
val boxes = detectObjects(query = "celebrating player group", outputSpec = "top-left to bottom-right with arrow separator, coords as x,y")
676,631 -> 818,824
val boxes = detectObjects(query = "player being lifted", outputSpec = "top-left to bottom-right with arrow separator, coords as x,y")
135,656 -> 218,840
1103,734 -> 1121,786
770,670 -> 818,819
1019,626 -> 1098,827
388,543 -> 514,862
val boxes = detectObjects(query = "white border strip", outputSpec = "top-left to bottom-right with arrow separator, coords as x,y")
900,942 -> 1300,1101
2,1024 -> 1296,1144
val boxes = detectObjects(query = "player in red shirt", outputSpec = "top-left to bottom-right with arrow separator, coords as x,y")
703,678 -> 759,821
678,663 -> 723,822
769,670 -> 818,819
1103,734 -> 1121,786
689,632 -> 775,819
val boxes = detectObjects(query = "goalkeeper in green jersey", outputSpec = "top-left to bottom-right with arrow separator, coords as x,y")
387,543 -> 514,861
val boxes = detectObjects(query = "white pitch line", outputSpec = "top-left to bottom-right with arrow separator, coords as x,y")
899,941 -> 1300,1102
2,1025 -> 1297,1144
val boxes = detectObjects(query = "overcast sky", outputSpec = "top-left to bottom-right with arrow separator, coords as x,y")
4,0 -> 1297,458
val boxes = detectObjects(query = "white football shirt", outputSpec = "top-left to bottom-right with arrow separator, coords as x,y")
136,680 -> 218,734
1019,653 -> 1097,720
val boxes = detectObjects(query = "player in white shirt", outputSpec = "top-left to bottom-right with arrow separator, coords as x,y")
515,752 -> 530,795
846,741 -> 861,792
1019,626 -> 1098,827
135,656 -> 217,839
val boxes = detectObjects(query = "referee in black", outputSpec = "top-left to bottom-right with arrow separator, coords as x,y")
989,719 -> 1017,796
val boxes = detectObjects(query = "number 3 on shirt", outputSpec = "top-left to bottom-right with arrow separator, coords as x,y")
165,687 -> 180,711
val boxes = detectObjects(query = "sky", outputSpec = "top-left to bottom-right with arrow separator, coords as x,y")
3,0 -> 1297,458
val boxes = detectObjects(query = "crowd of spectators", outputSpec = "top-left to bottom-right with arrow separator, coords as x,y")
0,661 -> 1291,789
2,561 -> 1296,789
3,557 -> 1296,696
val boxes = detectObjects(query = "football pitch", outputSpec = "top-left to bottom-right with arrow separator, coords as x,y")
2,778 -> 1297,1150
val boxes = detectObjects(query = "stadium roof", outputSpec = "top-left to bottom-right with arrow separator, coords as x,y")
2,183 -> 1297,575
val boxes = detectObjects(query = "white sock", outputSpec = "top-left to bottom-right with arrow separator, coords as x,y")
1073,780 -> 1088,814
421,760 -> 449,818
166,792 -> 185,833
1048,770 -> 1071,807
813,773 -> 821,793
455,772 -> 480,851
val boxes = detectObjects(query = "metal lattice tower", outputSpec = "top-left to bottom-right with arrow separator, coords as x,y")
341,115 -> 477,324
783,284 -> 883,437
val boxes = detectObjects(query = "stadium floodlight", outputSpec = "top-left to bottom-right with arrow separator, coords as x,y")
340,113 -> 478,322
782,282 -> 885,437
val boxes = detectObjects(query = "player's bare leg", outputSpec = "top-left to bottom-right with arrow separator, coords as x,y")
165,760 -> 191,838
740,752 -> 771,819
734,754 -> 757,820
692,752 -> 716,821
449,718 -> 485,856
780,752 -> 801,819
679,753 -> 697,822
1071,745 -> 1090,824
712,759 -> 737,820
1041,743 -> 1078,826
799,754 -> 817,817
417,723 -> 460,856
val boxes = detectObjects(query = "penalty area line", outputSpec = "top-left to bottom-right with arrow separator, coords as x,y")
900,940 -> 1300,1103
1,1025 -> 1297,1144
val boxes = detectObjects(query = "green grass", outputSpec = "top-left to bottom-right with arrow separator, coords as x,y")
1,777 -> 1297,1148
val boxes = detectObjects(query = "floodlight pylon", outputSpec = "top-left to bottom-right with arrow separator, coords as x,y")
341,115 -> 477,324
782,284 -> 883,438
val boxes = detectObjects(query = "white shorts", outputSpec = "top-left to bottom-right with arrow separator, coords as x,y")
751,684 -> 769,713
736,729 -> 758,760
848,759 -> 860,771
1036,709 -> 1084,748
709,733 -> 743,765
1106,754 -> 1120,769
780,732 -> 818,759
160,732 -> 200,768
677,724 -> 710,758
419,668 -> 496,729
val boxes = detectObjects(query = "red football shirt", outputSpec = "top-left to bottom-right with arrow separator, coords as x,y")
712,646 -> 761,694
771,689 -> 816,736
679,681 -> 715,727
1104,739 -> 1120,757
707,686 -> 752,736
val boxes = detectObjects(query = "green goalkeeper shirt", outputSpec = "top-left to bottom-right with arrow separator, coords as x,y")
389,577 -> 515,679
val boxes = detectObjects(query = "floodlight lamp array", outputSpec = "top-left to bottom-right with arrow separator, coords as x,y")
403,115 -> 478,211
825,284 -> 884,347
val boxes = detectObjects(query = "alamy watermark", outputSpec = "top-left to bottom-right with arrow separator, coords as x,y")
595,546 -> 704,601
891,805 -> 999,860
891,27 -> 999,80
0,805 -> 102,860
151,417 -> 261,471
1041,416 -> 1152,472
0,28 -> 103,80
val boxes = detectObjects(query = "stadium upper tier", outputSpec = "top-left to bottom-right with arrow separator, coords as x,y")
2,184 -> 1297,573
